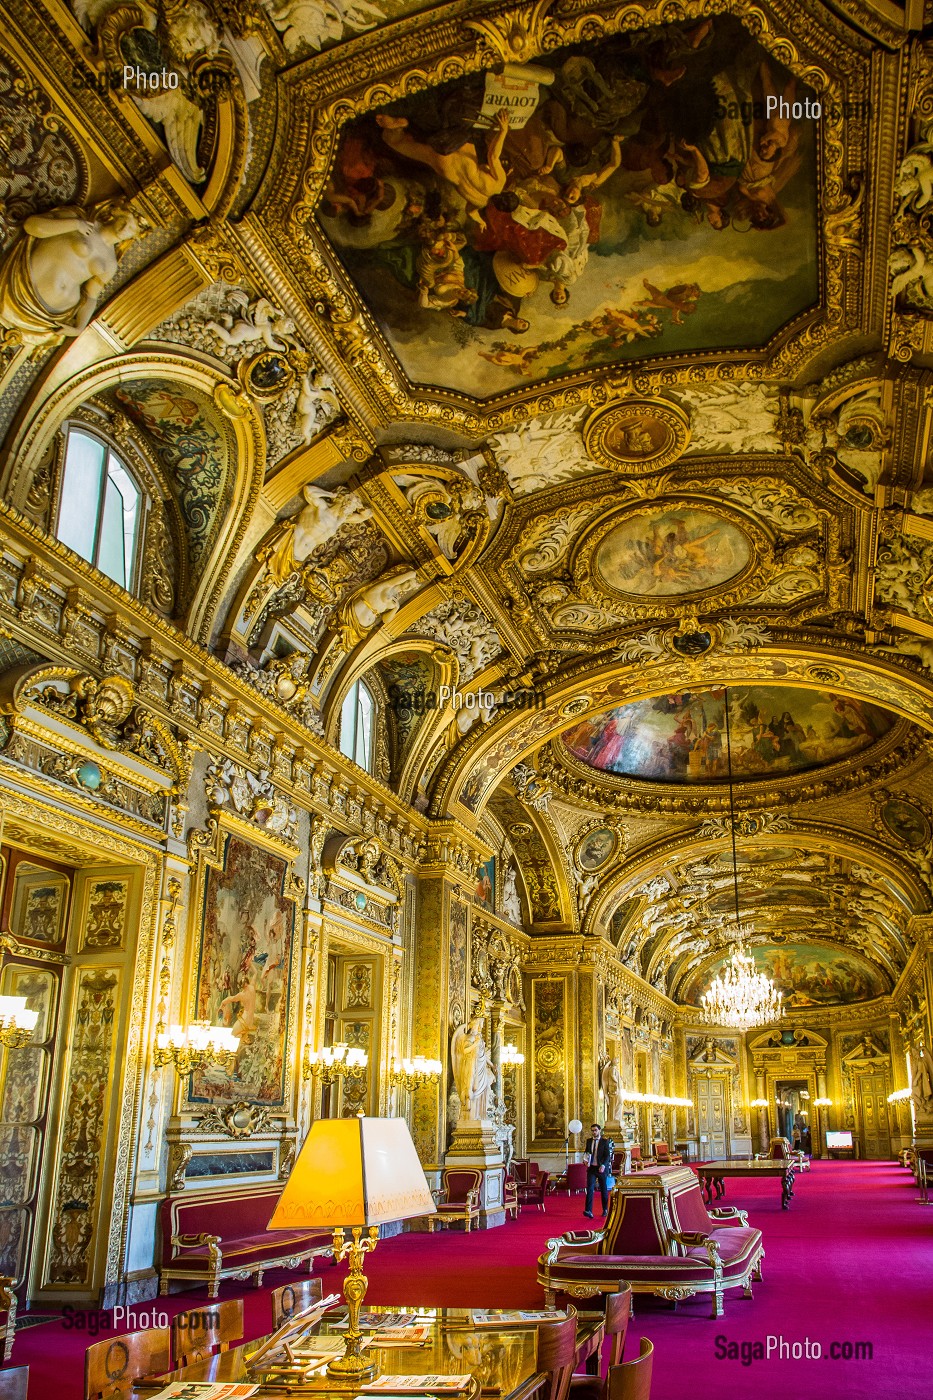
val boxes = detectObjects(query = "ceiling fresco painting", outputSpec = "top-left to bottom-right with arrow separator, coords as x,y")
688,943 -> 891,1008
562,686 -> 894,783
319,15 -> 819,396
593,506 -> 753,597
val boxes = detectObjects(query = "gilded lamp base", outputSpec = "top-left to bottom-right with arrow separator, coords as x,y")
327,1225 -> 380,1386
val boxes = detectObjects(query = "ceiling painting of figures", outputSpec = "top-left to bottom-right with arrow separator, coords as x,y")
561,686 -> 894,783
689,943 -> 890,1007
318,15 -> 819,397
593,506 -> 752,597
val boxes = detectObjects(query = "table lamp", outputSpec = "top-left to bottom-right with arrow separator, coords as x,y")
268,1116 -> 436,1384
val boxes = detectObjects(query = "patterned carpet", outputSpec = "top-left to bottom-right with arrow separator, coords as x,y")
7,1160 -> 929,1399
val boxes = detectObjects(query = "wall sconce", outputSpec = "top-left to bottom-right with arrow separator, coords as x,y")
886,1089 -> 910,1103
750,1098 -> 769,1109
387,1055 -> 443,1091
303,1043 -> 368,1085
0,996 -> 39,1048
501,1044 -> 525,1068
154,1021 -> 239,1075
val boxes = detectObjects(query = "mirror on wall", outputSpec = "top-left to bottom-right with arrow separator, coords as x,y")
9,863 -> 70,945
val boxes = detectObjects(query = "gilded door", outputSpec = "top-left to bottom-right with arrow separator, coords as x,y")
694,1076 -> 728,1158
857,1072 -> 891,1160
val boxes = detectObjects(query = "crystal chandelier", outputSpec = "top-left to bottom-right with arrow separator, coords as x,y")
701,939 -> 783,1029
701,689 -> 782,1031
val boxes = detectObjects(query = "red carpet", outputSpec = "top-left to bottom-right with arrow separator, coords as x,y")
10,1161 -> 931,1399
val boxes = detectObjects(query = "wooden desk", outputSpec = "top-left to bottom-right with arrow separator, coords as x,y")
697,1159 -> 796,1210
133,1306 -> 604,1398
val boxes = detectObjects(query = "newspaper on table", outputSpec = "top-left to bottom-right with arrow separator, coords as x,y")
359,1376 -> 473,1392
470,1308 -> 568,1327
146,1385 -> 259,1400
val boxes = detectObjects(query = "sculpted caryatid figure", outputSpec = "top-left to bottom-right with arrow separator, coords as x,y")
601,1057 -> 624,1124
451,1015 -> 496,1121
0,200 -> 140,347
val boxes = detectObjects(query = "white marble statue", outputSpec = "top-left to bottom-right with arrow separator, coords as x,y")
261,0 -> 386,53
601,1057 -> 624,1124
502,865 -> 522,924
0,200 -> 140,346
264,484 -> 372,582
451,1015 -> 496,1121
348,567 -> 420,632
295,367 -> 341,442
205,292 -> 298,351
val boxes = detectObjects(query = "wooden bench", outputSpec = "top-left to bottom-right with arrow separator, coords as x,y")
159,1184 -> 332,1297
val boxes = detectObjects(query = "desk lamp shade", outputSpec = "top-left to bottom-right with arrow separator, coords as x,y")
268,1116 -> 436,1230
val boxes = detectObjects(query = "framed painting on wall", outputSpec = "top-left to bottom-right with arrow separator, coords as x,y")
189,823 -> 302,1106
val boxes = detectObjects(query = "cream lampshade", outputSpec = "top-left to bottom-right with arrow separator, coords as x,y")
268,1116 -> 436,1384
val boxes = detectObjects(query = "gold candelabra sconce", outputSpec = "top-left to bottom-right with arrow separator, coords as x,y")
0,996 -> 39,1049
500,1044 -> 525,1069
154,1021 -> 239,1076
386,1055 -> 443,1092
303,1042 -> 368,1085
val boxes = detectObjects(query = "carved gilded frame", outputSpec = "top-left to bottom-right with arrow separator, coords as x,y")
181,811 -> 304,1130
259,0 -> 870,432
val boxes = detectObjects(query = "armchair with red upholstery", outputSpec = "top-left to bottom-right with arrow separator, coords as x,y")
518,1170 -> 551,1210
538,1166 -> 764,1319
756,1136 -> 809,1173
565,1163 -> 589,1195
429,1169 -> 482,1232
653,1142 -> 683,1166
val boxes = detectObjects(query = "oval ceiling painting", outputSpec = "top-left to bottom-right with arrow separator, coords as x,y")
594,507 -> 751,597
688,944 -> 889,1008
562,686 -> 895,782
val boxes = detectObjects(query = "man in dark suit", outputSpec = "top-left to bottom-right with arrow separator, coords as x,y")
583,1122 -> 613,1218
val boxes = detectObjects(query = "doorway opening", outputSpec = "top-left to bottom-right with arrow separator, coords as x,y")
775,1080 -> 812,1154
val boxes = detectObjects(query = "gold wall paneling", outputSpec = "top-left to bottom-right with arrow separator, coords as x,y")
0,788 -> 160,1308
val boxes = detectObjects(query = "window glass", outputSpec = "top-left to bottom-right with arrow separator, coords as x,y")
57,429 -> 104,562
355,681 -> 374,771
340,680 -> 375,773
56,428 -> 141,589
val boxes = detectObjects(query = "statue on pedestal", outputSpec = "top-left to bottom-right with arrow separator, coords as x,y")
601,1057 -> 624,1126
451,1015 -> 496,1121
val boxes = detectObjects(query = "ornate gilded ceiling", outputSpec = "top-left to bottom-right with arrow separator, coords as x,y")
1,0 -> 933,1019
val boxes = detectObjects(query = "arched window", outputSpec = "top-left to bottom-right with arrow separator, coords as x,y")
55,427 -> 143,590
340,678 -> 375,772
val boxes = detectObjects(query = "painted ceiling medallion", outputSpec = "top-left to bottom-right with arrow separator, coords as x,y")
562,685 -> 894,783
315,14 -> 819,400
593,505 -> 752,597
583,397 -> 690,475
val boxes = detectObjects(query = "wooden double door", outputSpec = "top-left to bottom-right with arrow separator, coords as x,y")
857,1071 -> 891,1159
694,1076 -> 729,1159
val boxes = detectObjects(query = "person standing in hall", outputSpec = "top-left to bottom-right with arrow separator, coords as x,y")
583,1122 -> 613,1218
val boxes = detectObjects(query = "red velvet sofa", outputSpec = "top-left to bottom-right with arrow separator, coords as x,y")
159,1185 -> 332,1297
537,1166 -> 764,1319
